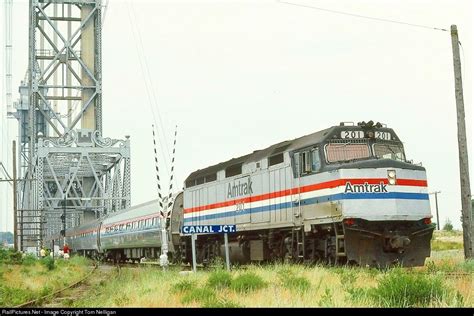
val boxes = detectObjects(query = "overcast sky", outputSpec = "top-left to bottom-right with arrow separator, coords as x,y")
1,0 -> 473,232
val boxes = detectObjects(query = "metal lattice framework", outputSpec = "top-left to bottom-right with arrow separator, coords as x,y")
37,130 -> 131,237
16,0 -> 131,251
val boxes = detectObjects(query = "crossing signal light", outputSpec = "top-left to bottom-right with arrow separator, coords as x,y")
60,229 -> 65,237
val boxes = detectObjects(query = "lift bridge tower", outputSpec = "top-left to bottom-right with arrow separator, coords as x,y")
15,0 -> 131,252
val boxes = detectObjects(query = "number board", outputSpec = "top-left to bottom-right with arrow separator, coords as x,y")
340,130 -> 364,139
375,131 -> 391,140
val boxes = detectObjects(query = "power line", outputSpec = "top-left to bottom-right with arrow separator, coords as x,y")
125,1 -> 179,190
277,0 -> 448,32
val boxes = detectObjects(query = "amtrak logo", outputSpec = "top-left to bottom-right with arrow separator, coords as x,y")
344,182 -> 388,193
228,178 -> 253,198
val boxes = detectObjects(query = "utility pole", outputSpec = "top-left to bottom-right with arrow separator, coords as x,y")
450,25 -> 473,259
61,191 -> 66,246
430,191 -> 441,230
12,141 -> 17,251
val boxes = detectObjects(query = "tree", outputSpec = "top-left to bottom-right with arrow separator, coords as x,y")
0,232 -> 14,245
443,218 -> 453,232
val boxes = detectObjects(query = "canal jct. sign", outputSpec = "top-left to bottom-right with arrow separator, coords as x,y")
181,225 -> 236,235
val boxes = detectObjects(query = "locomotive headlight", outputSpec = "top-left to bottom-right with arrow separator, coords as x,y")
387,169 -> 396,185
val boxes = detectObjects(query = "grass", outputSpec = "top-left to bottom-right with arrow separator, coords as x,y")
431,230 -> 463,251
230,272 -> 267,293
364,269 -> 461,307
68,251 -> 473,307
431,240 -> 464,251
207,270 -> 232,289
277,268 -> 311,293
3,230 -> 471,307
0,253 -> 91,307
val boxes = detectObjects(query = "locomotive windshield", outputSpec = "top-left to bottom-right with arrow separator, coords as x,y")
373,142 -> 405,161
326,141 -> 371,163
324,139 -> 406,164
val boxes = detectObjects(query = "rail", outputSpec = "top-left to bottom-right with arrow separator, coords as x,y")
13,263 -> 98,308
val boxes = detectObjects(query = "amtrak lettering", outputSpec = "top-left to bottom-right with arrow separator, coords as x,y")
227,178 -> 253,198
344,182 -> 388,193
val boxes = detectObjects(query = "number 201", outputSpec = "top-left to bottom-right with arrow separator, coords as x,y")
235,202 -> 245,212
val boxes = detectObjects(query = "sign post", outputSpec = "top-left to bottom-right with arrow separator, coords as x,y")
181,225 -> 236,272
224,233 -> 230,271
191,234 -> 197,273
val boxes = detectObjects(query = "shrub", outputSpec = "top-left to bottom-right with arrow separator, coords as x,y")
41,256 -> 55,271
443,219 -> 453,231
230,272 -> 267,293
0,249 -> 23,265
22,254 -> 37,266
0,249 -> 8,262
207,270 -> 232,289
367,268 -> 447,307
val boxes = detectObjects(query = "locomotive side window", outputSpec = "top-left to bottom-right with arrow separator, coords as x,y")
186,179 -> 196,188
225,164 -> 242,178
311,148 -> 321,172
292,148 -> 321,177
325,142 -> 370,163
205,173 -> 217,182
293,152 -> 300,175
301,151 -> 311,174
268,153 -> 284,166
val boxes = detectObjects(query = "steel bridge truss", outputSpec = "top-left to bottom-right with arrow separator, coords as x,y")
37,130 -> 131,238
16,0 -> 132,251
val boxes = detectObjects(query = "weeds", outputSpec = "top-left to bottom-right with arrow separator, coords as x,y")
207,270 -> 232,289
22,254 -> 37,266
181,287 -> 216,305
277,269 -> 311,293
458,259 -> 474,273
202,297 -> 241,308
230,272 -> 267,293
171,279 -> 197,294
0,249 -> 23,265
318,288 -> 334,307
41,256 -> 55,271
432,240 -> 463,251
366,268 -> 453,307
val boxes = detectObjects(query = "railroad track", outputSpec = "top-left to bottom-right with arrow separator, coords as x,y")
13,264 -> 99,308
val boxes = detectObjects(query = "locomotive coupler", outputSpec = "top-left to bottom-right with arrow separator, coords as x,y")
386,235 -> 411,253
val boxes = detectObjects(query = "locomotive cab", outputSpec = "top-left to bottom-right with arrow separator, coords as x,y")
290,121 -> 434,267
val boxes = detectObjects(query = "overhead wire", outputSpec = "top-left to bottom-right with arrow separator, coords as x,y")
102,0 -> 110,25
277,0 -> 448,32
125,1 -> 179,190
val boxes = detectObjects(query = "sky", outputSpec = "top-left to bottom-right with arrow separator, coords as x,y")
0,0 -> 473,232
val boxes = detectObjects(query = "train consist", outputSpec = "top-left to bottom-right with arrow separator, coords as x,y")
63,121 -> 435,267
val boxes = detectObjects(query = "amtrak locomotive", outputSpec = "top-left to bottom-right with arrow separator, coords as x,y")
63,121 -> 435,267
